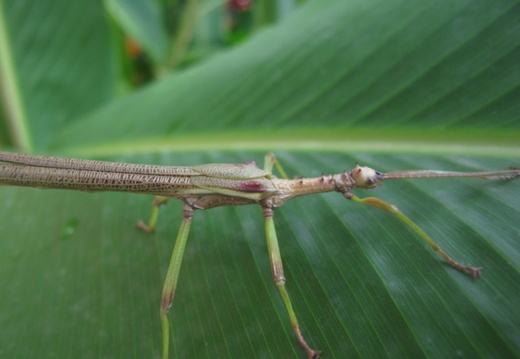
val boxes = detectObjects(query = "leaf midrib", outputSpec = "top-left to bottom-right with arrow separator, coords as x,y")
55,128 -> 520,158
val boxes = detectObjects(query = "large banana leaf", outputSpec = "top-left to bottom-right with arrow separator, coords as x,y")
0,1 -> 519,359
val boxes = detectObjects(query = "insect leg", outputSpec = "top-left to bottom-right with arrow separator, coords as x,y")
160,202 -> 194,359
136,196 -> 170,232
346,193 -> 482,279
263,205 -> 321,359
264,153 -> 289,179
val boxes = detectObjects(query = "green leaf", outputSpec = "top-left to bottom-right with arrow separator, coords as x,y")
106,0 -> 169,63
0,0 -> 519,358
0,152 -> 519,359
48,0 -> 520,151
0,0 -> 117,149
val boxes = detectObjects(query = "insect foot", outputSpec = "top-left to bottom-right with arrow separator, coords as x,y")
468,266 -> 482,280
309,350 -> 322,359
135,220 -> 154,233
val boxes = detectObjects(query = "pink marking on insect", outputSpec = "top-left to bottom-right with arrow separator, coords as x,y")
235,180 -> 266,192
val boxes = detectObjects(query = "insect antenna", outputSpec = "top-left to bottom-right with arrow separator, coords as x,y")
382,168 -> 520,181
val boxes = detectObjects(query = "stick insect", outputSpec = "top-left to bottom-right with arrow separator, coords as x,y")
0,151 -> 518,359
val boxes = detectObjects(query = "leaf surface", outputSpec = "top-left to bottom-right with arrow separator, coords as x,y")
0,0 -> 519,358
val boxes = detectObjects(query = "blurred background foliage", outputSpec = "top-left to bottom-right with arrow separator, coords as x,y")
0,0 -> 518,152
0,0 -> 310,149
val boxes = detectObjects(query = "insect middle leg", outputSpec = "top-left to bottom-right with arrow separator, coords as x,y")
263,204 -> 321,359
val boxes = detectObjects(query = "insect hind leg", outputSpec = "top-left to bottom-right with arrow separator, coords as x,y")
137,196 -> 170,233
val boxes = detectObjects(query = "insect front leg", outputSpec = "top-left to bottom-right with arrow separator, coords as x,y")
345,193 -> 482,279
136,195 -> 170,232
160,201 -> 195,359
262,203 -> 321,359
